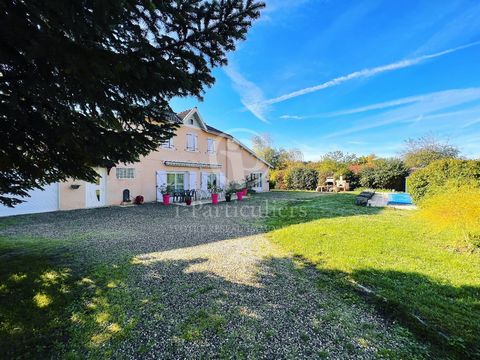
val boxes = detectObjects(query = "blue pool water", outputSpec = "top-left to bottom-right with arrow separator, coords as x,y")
388,193 -> 413,205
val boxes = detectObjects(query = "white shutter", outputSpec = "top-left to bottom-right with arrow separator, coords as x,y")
156,170 -> 167,201
194,134 -> 198,150
183,172 -> 189,189
186,134 -> 192,150
219,173 -> 226,190
189,171 -> 197,190
201,172 -> 208,191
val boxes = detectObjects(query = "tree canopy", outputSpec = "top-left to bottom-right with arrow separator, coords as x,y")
0,0 -> 264,206
251,134 -> 303,169
402,135 -> 460,169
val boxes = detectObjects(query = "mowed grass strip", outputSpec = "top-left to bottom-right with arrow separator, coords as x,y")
265,192 -> 480,359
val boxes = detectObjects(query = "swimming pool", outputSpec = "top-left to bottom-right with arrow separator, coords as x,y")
388,193 -> 413,205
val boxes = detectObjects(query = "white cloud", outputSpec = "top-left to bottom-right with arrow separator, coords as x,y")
223,66 -> 270,123
324,88 -> 480,138
260,41 -> 480,106
279,115 -> 302,119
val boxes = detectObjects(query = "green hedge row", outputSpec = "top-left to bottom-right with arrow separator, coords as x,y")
407,159 -> 480,202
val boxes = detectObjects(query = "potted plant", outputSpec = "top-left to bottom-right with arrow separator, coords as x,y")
160,184 -> 172,205
208,184 -> 222,204
225,181 -> 239,202
185,194 -> 192,206
134,195 -> 144,205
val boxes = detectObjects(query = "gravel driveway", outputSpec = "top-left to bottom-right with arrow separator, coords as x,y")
0,192 -> 430,359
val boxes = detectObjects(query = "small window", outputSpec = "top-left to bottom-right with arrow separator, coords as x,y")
162,138 -> 173,149
186,133 -> 198,151
116,168 -> 135,179
207,138 -> 215,153
189,118 -> 194,125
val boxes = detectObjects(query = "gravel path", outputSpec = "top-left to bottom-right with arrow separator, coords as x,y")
0,193 -> 431,359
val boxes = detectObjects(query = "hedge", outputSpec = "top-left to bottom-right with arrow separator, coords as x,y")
407,159 -> 480,202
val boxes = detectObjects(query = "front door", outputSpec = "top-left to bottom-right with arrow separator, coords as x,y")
86,168 -> 107,207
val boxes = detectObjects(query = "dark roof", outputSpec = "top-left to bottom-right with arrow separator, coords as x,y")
177,108 -> 194,120
206,124 -> 232,138
164,112 -> 182,123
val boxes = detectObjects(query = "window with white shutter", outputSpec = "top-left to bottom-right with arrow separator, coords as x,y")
162,137 -> 173,149
207,138 -> 215,153
186,134 -> 198,151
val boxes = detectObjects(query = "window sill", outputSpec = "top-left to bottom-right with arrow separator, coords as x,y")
185,149 -> 199,153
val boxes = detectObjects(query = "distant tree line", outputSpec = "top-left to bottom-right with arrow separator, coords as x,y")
254,134 -> 463,192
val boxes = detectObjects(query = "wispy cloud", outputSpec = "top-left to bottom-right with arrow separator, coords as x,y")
263,41 -> 480,106
279,90 -> 477,120
223,66 -> 270,123
324,87 -> 480,138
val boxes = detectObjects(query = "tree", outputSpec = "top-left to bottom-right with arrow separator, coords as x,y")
0,0 -> 264,206
251,134 -> 303,169
402,135 -> 460,169
359,158 -> 408,191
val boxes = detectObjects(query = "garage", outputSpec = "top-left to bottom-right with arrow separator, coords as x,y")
0,183 -> 59,217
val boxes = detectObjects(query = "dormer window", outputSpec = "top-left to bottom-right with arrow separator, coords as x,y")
189,118 -> 194,125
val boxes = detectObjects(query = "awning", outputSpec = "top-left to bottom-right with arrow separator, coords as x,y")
163,160 -> 222,169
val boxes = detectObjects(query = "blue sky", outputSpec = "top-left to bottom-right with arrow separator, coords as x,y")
170,0 -> 480,161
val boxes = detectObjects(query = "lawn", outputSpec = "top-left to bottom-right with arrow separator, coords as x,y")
0,192 -> 477,359
265,191 -> 480,359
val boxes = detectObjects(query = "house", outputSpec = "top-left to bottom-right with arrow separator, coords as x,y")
0,108 -> 271,217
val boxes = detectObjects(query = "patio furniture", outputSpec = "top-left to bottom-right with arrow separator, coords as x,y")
355,191 -> 376,206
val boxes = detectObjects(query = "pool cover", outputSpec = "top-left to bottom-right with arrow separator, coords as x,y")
388,193 -> 413,205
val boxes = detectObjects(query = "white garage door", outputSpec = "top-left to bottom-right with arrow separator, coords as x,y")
0,183 -> 59,217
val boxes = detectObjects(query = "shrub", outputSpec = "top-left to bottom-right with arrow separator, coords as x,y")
418,182 -> 480,248
270,169 -> 287,189
285,166 -> 318,190
359,158 -> 408,191
407,159 -> 480,202
359,167 -> 376,188
343,170 -> 360,190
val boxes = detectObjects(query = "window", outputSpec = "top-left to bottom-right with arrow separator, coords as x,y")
167,173 -> 185,191
186,133 -> 198,151
207,138 -> 215,153
162,137 -> 173,149
189,118 -> 194,125
207,173 -> 217,189
116,168 -> 135,179
250,173 -> 263,188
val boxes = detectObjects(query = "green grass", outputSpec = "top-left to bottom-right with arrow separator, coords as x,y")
0,233 -> 140,359
265,192 -> 480,359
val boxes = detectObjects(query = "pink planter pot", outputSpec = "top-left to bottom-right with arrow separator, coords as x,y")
243,188 -> 248,196
211,193 -> 219,204
162,194 -> 170,205
236,191 -> 244,201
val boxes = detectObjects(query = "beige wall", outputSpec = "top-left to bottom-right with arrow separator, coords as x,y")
58,122 -> 269,210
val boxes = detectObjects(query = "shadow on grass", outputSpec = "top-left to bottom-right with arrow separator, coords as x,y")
0,238 -> 433,359
0,236 -> 141,359
117,255 -> 433,359
350,268 -> 480,359
259,192 -> 383,230
1,233 -> 477,358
